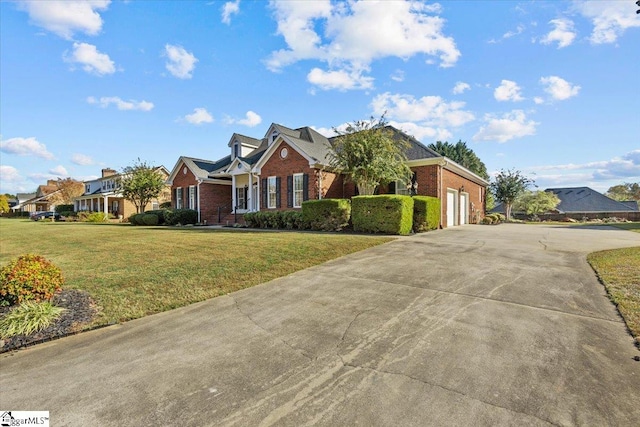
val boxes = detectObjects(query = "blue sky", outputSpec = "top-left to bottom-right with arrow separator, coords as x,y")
1,0 -> 639,195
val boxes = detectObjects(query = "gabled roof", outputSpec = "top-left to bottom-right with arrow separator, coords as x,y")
620,200 -> 639,210
168,155 -> 232,183
227,133 -> 262,148
546,187 -> 638,212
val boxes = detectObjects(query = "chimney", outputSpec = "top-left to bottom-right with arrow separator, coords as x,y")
102,168 -> 117,178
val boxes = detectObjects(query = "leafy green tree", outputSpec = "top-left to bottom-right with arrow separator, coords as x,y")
329,116 -> 412,195
119,159 -> 167,213
605,182 -> 640,201
0,195 -> 9,213
428,140 -> 489,180
513,190 -> 560,216
490,169 -> 534,220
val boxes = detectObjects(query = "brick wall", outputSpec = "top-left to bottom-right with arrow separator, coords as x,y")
260,142 -> 318,210
440,168 -> 485,226
171,162 -> 198,209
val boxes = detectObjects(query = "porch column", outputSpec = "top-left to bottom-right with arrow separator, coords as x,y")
232,175 -> 237,210
103,196 -> 108,215
256,176 -> 260,211
247,173 -> 252,212
196,180 -> 202,223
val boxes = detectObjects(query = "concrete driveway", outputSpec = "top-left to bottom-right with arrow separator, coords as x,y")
1,224 -> 639,426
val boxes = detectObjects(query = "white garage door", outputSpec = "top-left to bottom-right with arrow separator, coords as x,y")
460,193 -> 468,225
447,190 -> 456,227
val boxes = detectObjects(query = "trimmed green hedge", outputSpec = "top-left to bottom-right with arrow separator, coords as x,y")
413,196 -> 440,232
352,195 -> 414,235
141,213 -> 159,226
302,199 -> 351,231
144,209 -> 168,225
165,209 -> 197,226
55,204 -> 74,214
244,211 -> 306,230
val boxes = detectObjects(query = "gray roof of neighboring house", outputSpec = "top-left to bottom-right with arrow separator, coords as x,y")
546,187 -> 638,212
620,200 -> 639,211
16,192 -> 36,202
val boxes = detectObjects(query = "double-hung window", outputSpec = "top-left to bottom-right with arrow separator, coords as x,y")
188,186 -> 196,209
293,173 -> 304,208
176,187 -> 183,209
268,177 -> 277,209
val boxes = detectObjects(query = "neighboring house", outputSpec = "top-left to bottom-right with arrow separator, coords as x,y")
11,181 -> 60,213
492,186 -> 639,220
74,167 -> 171,218
168,123 -> 489,227
546,187 -> 639,213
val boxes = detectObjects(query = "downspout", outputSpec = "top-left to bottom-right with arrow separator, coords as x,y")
440,160 -> 447,228
318,168 -> 323,200
197,179 -> 202,224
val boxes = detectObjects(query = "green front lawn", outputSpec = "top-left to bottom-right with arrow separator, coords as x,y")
0,219 -> 391,326
588,247 -> 640,345
608,223 -> 640,233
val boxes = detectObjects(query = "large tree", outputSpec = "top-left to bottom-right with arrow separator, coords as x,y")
328,116 -> 412,196
0,195 -> 9,213
119,159 -> 166,214
48,178 -> 85,205
513,190 -> 560,216
428,140 -> 489,180
605,182 -> 640,201
490,169 -> 534,220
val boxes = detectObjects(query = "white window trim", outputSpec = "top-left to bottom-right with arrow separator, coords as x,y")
176,187 -> 183,209
293,173 -> 304,208
267,176 -> 277,209
188,185 -> 196,209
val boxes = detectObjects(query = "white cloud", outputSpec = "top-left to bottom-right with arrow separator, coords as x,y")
307,67 -> 374,91
574,0 -> 640,44
387,121 -> 452,141
533,97 -> 544,105
390,69 -> 405,82
17,0 -> 110,40
370,92 -> 475,128
503,24 -> 525,39
164,44 -> 198,79
473,110 -> 538,143
221,0 -> 240,25
539,76 -> 580,101
0,136 -> 55,160
494,80 -> 524,102
184,108 -> 214,125
87,96 -> 154,111
71,153 -> 95,166
64,42 -> 116,75
452,81 -> 470,94
266,0 -> 460,91
49,165 -> 69,176
529,150 -> 640,184
0,165 -> 21,183
224,111 -> 263,127
540,18 -> 576,48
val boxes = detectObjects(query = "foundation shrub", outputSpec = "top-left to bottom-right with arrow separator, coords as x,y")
352,195 -> 414,235
413,196 -> 440,232
302,199 -> 351,231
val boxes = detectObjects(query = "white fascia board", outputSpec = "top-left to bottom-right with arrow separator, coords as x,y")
406,157 -> 489,186
252,135 -> 315,175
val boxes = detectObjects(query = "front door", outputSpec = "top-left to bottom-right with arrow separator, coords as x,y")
236,187 -> 247,210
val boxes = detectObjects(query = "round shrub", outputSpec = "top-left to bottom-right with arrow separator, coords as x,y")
141,213 -> 159,226
0,254 -> 64,307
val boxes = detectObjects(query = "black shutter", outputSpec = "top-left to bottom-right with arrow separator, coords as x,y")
303,174 -> 309,201
243,187 -> 248,209
287,175 -> 293,208
173,188 -> 177,208
388,181 -> 396,194
276,177 -> 281,208
261,178 -> 267,208
194,186 -> 198,210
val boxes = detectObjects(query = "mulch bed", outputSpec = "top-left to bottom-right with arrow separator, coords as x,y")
0,289 -> 99,353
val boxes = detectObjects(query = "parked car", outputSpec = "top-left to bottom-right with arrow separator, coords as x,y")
30,211 -> 61,221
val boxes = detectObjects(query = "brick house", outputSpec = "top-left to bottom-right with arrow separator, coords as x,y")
12,181 -> 60,213
168,123 -> 488,227
74,167 -> 170,218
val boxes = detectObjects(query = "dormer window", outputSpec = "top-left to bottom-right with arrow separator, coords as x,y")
233,142 -> 239,159
269,130 -> 279,145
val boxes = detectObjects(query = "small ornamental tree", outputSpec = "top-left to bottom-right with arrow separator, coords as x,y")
328,116 -> 412,196
490,169 -> 534,220
119,159 -> 166,214
605,182 -> 640,201
513,190 -> 560,216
